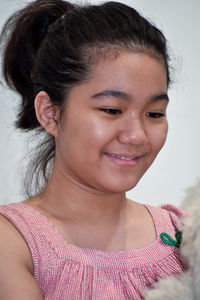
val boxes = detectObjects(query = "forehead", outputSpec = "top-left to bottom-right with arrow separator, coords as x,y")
86,51 -> 168,95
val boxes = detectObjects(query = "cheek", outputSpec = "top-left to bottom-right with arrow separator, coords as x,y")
61,114 -> 113,155
149,123 -> 168,153
84,120 -> 108,142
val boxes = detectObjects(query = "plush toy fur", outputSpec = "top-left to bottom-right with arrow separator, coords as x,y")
145,178 -> 200,300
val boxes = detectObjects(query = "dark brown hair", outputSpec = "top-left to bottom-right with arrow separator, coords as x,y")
0,0 -> 170,196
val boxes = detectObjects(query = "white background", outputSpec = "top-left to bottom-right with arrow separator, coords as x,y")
0,0 -> 199,205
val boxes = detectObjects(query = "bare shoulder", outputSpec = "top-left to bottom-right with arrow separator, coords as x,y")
0,215 -> 43,299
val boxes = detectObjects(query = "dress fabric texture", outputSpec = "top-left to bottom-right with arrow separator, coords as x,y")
0,203 -> 187,300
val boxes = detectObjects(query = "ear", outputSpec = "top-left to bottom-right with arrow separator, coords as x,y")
34,91 -> 60,137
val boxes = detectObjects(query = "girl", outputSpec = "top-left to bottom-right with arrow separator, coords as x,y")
0,1 -> 187,299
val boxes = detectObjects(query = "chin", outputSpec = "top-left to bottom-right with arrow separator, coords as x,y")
100,179 -> 141,194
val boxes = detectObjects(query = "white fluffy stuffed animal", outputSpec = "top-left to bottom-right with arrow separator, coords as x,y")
145,178 -> 200,300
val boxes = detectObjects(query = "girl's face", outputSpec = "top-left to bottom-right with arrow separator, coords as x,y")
55,52 -> 168,193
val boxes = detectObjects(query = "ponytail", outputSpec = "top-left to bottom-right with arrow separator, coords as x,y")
0,0 -> 74,130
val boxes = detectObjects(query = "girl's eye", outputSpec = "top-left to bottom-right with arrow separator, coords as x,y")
146,112 -> 165,119
99,108 -> 122,115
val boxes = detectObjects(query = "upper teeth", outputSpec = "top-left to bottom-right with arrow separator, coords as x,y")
107,153 -> 135,160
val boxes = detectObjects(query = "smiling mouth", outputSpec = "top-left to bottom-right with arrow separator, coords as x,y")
106,153 -> 136,161
104,152 -> 147,167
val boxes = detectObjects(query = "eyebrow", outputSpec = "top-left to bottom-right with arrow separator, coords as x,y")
92,90 -> 130,101
91,90 -> 169,103
152,93 -> 169,103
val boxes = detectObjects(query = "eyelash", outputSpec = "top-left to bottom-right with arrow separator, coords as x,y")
99,108 -> 122,115
146,112 -> 165,119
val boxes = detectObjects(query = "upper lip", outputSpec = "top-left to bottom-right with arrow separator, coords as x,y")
105,152 -> 146,158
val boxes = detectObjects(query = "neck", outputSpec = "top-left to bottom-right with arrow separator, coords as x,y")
38,165 -> 129,223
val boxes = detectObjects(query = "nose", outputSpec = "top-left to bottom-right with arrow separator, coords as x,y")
118,117 -> 148,146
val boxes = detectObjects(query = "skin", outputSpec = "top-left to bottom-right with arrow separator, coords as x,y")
0,51 -> 168,299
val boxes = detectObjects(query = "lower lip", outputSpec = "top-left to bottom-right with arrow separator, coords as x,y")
105,153 -> 140,167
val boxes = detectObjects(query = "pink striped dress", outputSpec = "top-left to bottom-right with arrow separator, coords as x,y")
0,203 -> 186,299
